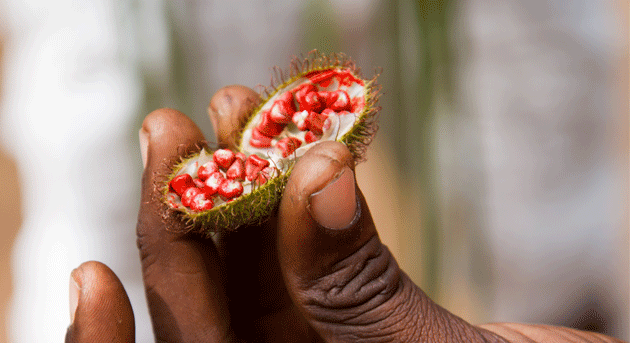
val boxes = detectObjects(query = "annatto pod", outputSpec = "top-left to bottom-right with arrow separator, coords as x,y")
162,51 -> 381,234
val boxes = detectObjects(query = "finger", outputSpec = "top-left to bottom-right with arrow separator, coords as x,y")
65,261 -> 134,343
208,85 -> 261,149
208,84 -> 284,316
137,108 -> 233,342
218,219 -> 321,342
208,87 -> 316,341
277,141 -> 504,342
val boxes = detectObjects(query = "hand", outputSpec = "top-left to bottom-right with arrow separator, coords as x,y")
65,86 -> 626,343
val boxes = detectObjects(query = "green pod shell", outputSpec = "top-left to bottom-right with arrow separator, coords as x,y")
162,52 -> 381,234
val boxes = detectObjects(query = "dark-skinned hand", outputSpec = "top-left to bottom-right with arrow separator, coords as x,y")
65,85 -> 626,343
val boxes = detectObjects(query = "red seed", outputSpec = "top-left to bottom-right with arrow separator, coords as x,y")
213,149 -> 236,170
189,193 -> 214,212
169,174 -> 195,196
304,131 -> 321,144
292,110 -> 309,131
204,171 -> 225,195
226,158 -> 245,180
269,92 -> 295,124
305,69 -> 362,87
305,111 -> 330,135
257,110 -> 285,137
318,90 -> 335,104
277,90 -> 296,106
219,179 -> 244,200
351,96 -> 365,113
245,154 -> 270,181
194,176 -> 215,197
249,127 -> 273,148
193,178 -> 205,188
245,163 -> 257,181
328,90 -> 350,112
199,184 -> 216,198
181,187 -> 202,208
302,92 -> 325,113
306,69 -> 336,86
247,154 -> 270,168
254,167 -> 276,185
293,83 -> 317,96
293,83 -> 318,111
197,161 -> 219,181
276,137 -> 302,158
336,70 -> 363,87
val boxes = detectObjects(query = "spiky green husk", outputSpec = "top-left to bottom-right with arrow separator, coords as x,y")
162,152 -> 293,235
161,51 -> 380,234
238,51 -> 381,163
337,76 -> 380,163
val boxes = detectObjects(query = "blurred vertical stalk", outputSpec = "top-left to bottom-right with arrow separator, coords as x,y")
300,0 -> 342,54
379,0 -> 429,294
300,0 -> 453,301
403,0 -> 454,300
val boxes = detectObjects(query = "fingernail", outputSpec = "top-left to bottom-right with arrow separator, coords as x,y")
139,128 -> 149,169
69,270 -> 80,323
308,167 -> 358,230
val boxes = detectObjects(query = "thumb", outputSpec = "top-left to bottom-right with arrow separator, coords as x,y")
277,141 -> 501,342
65,261 -> 134,343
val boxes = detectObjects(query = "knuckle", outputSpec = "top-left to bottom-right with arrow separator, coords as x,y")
297,236 -> 419,339
306,237 -> 399,312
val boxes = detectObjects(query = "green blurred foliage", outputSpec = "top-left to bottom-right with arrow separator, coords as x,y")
301,0 -> 342,54
297,0 -> 455,300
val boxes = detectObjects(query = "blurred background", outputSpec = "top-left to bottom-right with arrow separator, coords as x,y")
0,0 -> 627,342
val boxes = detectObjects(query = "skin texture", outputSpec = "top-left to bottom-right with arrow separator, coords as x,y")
65,86 -> 627,343
208,85 -> 261,150
65,262 -> 134,343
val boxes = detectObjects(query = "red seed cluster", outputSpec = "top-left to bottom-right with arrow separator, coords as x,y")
250,69 -> 357,157
169,149 -> 275,212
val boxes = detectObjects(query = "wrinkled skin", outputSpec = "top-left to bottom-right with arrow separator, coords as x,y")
65,86 -> 626,343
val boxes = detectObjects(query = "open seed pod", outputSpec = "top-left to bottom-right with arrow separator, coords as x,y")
163,52 -> 381,233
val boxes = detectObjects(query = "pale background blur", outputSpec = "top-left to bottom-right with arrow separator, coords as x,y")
0,1 -> 627,342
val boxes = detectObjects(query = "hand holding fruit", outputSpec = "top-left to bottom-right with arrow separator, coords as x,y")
161,54 -> 379,232
65,56 -> 626,342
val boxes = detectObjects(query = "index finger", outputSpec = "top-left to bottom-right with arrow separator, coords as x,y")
207,86 -> 315,340
137,108 -> 234,342
208,85 -> 261,150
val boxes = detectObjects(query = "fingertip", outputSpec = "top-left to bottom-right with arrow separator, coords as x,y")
66,261 -> 135,343
208,85 -> 261,148
283,141 -> 355,201
300,140 -> 355,168
278,141 -> 375,279
69,269 -> 80,324
308,166 -> 358,230
141,108 -> 205,172
141,108 -> 194,142
138,109 -> 205,226
208,85 -> 260,121
73,260 -> 125,291
136,111 -> 234,342
279,141 -> 355,244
